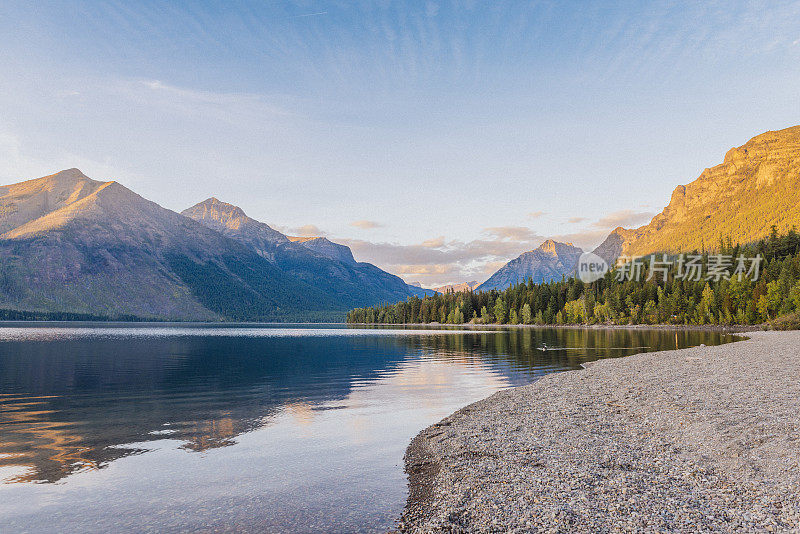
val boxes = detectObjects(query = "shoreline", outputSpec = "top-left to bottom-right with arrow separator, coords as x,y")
0,319 -> 765,334
396,331 -> 800,532
354,322 -> 763,333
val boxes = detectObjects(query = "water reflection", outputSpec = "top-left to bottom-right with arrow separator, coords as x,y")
0,324 -> 737,532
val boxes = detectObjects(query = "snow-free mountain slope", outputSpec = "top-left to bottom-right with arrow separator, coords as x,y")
182,198 -> 426,306
289,236 -> 357,265
0,170 -> 339,320
478,240 -> 583,291
593,125 -> 800,263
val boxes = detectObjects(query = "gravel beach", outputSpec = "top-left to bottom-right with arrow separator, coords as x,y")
397,331 -> 800,532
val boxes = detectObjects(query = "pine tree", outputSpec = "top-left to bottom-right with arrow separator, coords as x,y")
521,303 -> 532,324
347,229 -> 800,328
493,298 -> 508,324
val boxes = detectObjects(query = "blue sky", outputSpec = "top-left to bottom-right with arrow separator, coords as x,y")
1,1 -> 799,286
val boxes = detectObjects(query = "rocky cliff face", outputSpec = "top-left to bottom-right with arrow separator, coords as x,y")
478,240 -> 583,291
182,198 -> 288,261
594,125 -> 800,263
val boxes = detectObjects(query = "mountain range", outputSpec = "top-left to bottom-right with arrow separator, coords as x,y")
0,126 -> 796,314
182,197 -> 426,307
480,125 -> 800,290
0,169 -> 423,321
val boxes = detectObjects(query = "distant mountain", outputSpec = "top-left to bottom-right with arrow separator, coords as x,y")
0,170 -> 423,321
0,169 -> 337,321
591,228 -> 630,268
477,240 -> 583,291
288,236 -> 356,264
182,198 -> 426,306
433,281 -> 479,293
594,125 -> 800,264
182,197 -> 288,261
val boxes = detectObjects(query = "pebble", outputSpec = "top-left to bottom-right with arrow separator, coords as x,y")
397,331 -> 800,533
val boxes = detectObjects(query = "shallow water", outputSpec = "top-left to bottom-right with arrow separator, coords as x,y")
0,323 -> 736,532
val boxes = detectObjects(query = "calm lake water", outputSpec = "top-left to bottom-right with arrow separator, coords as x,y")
0,323 -> 737,533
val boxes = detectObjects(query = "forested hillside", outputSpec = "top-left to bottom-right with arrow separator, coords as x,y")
348,228 -> 800,328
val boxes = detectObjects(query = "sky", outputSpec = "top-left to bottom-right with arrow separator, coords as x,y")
1,0 -> 799,287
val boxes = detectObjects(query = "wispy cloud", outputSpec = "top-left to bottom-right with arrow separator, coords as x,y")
421,236 -> 446,248
425,2 -> 440,18
550,229 -> 610,251
482,226 -> 540,242
340,226 -> 546,286
527,211 -> 545,219
350,219 -> 384,229
592,209 -> 654,229
568,216 -> 588,224
290,11 -> 328,18
281,224 -> 327,237
541,209 -> 657,252
396,264 -> 455,275
141,80 -> 262,105
132,79 -> 293,123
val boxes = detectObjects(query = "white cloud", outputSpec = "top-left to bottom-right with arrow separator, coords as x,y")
421,236 -> 446,248
350,220 -> 384,229
397,264 -> 455,275
340,226 -> 546,286
140,80 -> 286,111
290,11 -> 328,18
482,226 -> 541,242
281,224 -> 328,237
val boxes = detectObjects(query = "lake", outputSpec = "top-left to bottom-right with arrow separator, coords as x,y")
0,323 -> 737,532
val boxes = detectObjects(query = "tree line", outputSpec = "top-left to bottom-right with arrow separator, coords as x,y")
347,228 -> 800,327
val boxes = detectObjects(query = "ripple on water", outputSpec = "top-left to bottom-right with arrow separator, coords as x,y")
0,324 -> 736,532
